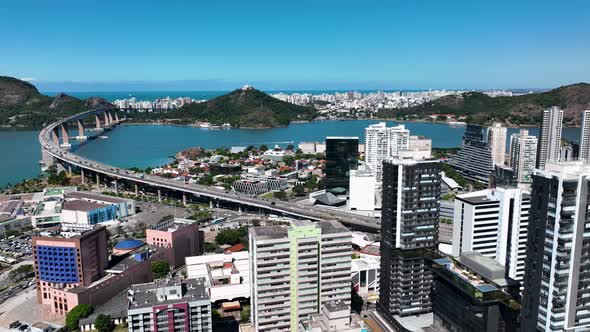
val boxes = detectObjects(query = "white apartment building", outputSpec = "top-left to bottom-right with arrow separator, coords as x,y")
580,110 -> 590,163
521,161 -> 590,331
349,163 -> 379,211
509,129 -> 538,184
536,106 -> 563,170
487,122 -> 507,166
453,187 -> 530,284
364,122 -> 410,181
249,220 -> 352,332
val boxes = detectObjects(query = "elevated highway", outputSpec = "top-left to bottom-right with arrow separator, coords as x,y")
39,110 -> 381,232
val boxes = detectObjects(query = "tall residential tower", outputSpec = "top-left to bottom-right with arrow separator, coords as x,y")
580,110 -> 590,163
509,129 -> 538,184
536,106 -> 563,170
364,122 -> 410,181
487,122 -> 507,166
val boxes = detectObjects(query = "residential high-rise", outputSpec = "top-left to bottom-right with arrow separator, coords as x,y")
487,122 -> 507,166
127,277 -> 212,332
249,220 -> 352,332
364,122 -> 410,181
580,110 -> 590,163
453,187 -> 530,284
521,161 -> 590,331
448,124 -> 494,183
378,158 -> 440,325
431,252 -> 521,332
509,129 -> 538,183
536,106 -> 563,170
348,162 -> 378,211
325,136 -> 359,192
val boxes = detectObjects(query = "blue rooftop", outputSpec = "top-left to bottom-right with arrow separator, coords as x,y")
114,239 -> 144,250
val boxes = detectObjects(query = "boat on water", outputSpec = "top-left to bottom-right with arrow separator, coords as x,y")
449,121 -> 467,126
98,135 -> 109,139
199,122 -> 211,128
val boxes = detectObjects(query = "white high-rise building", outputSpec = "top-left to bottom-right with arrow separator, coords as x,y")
487,122 -> 507,166
249,220 -> 352,332
509,129 -> 538,183
536,106 -> 563,170
452,187 -> 530,284
580,110 -> 590,163
364,122 -> 410,181
521,161 -> 590,331
349,163 -> 379,211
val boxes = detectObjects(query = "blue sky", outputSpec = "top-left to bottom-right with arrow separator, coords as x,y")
1,0 -> 589,91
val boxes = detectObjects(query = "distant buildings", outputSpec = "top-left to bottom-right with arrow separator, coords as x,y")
580,110 -> 590,163
509,129 -> 538,184
453,187 -> 530,285
521,161 -> 590,331
378,158 -> 440,325
536,106 -> 563,170
249,220 -> 352,332
448,124 -> 494,183
487,122 -> 507,166
325,136 -> 358,192
431,252 -> 521,332
127,277 -> 212,332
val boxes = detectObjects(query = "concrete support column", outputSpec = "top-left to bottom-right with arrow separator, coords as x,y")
96,173 -> 100,188
158,189 -> 162,202
77,120 -> 84,137
52,127 -> 60,145
81,169 -> 85,184
135,184 -> 139,196
114,179 -> 118,193
104,113 -> 110,126
60,124 -> 70,146
182,193 -> 187,206
68,164 -> 72,176
95,114 -> 101,129
115,113 -> 120,123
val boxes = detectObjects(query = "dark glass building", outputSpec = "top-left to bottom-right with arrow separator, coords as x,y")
431,252 -> 521,332
325,136 -> 358,192
378,158 -> 440,326
448,124 -> 493,183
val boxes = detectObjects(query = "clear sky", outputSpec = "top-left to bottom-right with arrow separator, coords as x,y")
1,0 -> 589,91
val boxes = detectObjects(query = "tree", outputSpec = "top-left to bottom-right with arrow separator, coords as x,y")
292,185 -> 305,196
8,264 -> 33,282
351,290 -> 364,314
240,305 -> 251,322
94,314 -> 115,332
65,304 -> 93,331
273,190 -> 287,201
150,260 -> 170,279
215,228 -> 245,245
285,144 -> 294,151
282,155 -> 295,166
259,144 -> 268,152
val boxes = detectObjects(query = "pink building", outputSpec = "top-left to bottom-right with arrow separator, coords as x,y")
146,218 -> 203,267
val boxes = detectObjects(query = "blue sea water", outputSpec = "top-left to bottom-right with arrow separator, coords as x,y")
0,121 -> 582,188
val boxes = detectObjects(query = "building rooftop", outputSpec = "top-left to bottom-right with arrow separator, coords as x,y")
62,200 -> 108,212
65,191 -> 128,204
129,277 -> 209,310
34,225 -> 103,239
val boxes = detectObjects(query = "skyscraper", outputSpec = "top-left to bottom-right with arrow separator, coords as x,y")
378,158 -> 440,325
521,161 -> 590,331
448,124 -> 494,183
364,122 -> 410,181
487,122 -> 507,166
453,187 -> 530,285
325,136 -> 358,192
509,129 -> 538,183
536,106 -> 563,170
249,220 -> 352,332
580,110 -> 590,163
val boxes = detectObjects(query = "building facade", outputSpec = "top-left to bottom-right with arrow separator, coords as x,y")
364,123 -> 410,182
127,277 -> 212,332
249,220 -> 352,332
448,125 -> 494,183
325,137 -> 359,192
145,217 -> 203,268
453,187 -> 530,284
509,129 -> 538,184
378,158 -> 440,324
521,161 -> 590,331
536,106 -> 563,170
580,110 -> 590,163
487,122 -> 507,166
348,163 -> 378,211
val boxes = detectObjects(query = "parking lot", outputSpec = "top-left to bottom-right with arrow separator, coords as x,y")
0,236 -> 33,264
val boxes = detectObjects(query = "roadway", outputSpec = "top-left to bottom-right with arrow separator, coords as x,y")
39,110 -> 381,232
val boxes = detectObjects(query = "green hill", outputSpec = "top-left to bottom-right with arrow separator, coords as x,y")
0,76 -> 113,128
378,83 -> 590,126
147,87 -> 316,128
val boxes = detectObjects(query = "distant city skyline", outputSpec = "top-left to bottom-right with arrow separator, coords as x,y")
2,1 -> 589,91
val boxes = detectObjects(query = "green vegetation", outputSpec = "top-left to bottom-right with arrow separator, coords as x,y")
240,305 -> 251,322
440,218 -> 453,224
273,190 -> 287,200
65,304 -> 93,331
128,88 -> 316,128
150,260 -> 170,279
204,242 -> 217,253
0,76 -> 114,128
441,163 -> 469,188
351,290 -> 364,314
292,185 -> 305,196
441,193 -> 454,201
8,264 -> 33,282
47,165 -> 70,186
215,227 -> 248,246
94,314 -> 115,332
